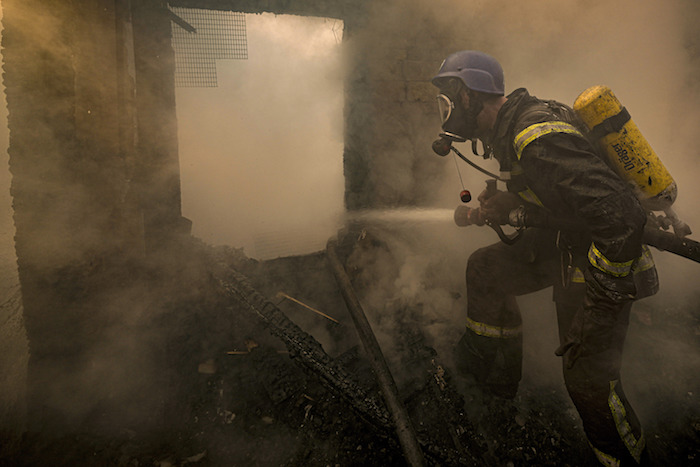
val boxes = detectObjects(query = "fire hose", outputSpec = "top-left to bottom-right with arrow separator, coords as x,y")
454,204 -> 700,264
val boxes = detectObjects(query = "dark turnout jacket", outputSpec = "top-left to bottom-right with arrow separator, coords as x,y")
489,88 -> 649,290
476,88 -> 654,465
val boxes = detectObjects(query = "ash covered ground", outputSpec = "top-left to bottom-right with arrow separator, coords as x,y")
1,228 -> 698,466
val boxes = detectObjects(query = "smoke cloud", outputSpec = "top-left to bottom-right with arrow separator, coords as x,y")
176,13 -> 345,260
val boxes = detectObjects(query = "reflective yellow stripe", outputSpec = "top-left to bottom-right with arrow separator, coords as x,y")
633,245 -> 655,274
571,267 -> 585,283
588,242 -> 634,277
517,188 -> 544,207
465,317 -> 522,339
513,121 -> 583,160
608,380 -> 646,462
574,248 -> 651,284
590,444 -> 620,467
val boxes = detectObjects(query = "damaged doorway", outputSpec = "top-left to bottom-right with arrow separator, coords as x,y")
175,12 -> 345,260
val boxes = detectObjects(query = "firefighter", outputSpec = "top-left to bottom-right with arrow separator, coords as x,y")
432,50 -> 658,466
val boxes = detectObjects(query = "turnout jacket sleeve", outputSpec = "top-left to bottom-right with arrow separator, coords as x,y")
517,133 -> 646,269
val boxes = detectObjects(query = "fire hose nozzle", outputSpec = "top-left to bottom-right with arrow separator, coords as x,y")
454,205 -> 485,227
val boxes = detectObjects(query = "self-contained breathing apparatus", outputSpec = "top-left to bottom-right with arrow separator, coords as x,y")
431,50 -> 698,262
436,78 -> 487,145
574,85 -> 691,237
435,84 -> 700,264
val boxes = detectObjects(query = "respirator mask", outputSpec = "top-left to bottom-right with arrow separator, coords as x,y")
436,78 -> 484,143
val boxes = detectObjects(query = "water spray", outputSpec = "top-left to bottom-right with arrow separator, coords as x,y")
346,208 -> 455,226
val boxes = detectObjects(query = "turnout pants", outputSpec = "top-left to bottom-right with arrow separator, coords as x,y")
455,228 -> 647,466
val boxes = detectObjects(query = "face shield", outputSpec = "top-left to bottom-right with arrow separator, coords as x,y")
437,94 -> 454,126
436,89 -> 481,143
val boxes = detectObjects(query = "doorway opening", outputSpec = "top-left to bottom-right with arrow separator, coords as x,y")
175,12 -> 345,260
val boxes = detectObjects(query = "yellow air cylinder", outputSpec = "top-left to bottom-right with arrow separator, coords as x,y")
573,85 -> 676,211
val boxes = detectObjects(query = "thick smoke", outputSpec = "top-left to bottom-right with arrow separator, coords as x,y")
0,0 -> 698,455
176,13 -> 345,260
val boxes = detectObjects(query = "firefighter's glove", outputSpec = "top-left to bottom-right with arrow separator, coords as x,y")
555,267 -> 636,369
478,189 -> 522,225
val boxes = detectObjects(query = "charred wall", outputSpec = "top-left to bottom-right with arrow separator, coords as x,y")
3,0 -> 126,433
1,0 -> 186,433
341,1 -> 452,208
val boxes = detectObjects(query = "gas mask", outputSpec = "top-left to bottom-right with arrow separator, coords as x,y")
436,80 -> 484,143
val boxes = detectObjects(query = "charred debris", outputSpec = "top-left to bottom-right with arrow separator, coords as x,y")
3,226 -> 700,466
161,229 -> 494,467
144,227 -> 588,466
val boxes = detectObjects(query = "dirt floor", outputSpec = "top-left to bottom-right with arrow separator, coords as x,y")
1,230 -> 699,466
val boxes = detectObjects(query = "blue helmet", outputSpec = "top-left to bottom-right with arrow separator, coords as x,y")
432,50 -> 505,95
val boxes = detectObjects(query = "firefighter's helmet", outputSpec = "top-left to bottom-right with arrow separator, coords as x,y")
432,50 -> 505,95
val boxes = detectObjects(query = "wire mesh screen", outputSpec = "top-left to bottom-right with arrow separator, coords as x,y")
170,7 -> 248,87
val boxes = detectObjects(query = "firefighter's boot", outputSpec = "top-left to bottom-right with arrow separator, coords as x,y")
455,327 -> 523,400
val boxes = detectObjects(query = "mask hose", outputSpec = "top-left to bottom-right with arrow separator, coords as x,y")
471,140 -> 493,158
432,137 -> 504,181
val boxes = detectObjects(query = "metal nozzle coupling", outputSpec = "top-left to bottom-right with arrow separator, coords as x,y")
454,205 -> 485,227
